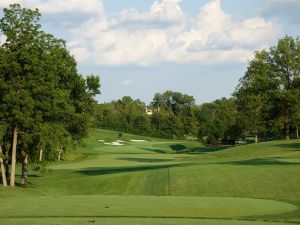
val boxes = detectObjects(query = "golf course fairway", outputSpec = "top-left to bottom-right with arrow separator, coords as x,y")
0,129 -> 300,225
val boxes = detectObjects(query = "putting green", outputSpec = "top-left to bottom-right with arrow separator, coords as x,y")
0,218 -> 295,225
0,195 -> 296,219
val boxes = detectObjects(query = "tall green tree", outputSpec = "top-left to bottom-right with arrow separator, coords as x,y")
151,91 -> 198,138
0,4 -> 100,186
235,36 -> 300,141
234,50 -> 273,142
196,98 -> 239,145
268,36 -> 300,140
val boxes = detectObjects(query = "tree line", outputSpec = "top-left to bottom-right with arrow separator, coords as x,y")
93,36 -> 300,144
93,91 -> 198,139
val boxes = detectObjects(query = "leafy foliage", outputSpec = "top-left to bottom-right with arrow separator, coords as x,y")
0,4 -> 100,162
235,36 -> 300,141
94,91 -> 198,139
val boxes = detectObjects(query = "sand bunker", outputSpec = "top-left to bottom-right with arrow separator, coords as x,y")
97,140 -> 105,142
130,140 -> 146,142
104,142 -> 124,146
117,140 -> 126,142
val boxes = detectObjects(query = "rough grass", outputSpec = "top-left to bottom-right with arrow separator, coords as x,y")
0,128 -> 300,225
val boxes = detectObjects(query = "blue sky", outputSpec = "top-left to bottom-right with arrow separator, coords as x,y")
0,0 -> 299,104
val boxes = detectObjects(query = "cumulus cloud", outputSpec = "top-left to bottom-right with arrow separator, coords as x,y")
1,0 -> 281,66
0,0 -> 104,15
68,0 -> 280,66
150,0 -> 184,21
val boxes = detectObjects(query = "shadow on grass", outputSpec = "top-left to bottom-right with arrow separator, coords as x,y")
271,142 -> 300,150
139,147 -> 168,154
15,181 -> 35,188
222,158 -> 300,166
170,144 -> 187,151
117,157 -> 174,163
28,174 -> 41,178
75,163 -> 193,176
190,145 -> 229,154
140,144 -> 230,154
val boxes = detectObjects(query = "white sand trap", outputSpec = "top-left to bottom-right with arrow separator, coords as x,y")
97,140 -> 105,142
104,142 -> 124,146
117,140 -> 126,142
130,140 -> 147,142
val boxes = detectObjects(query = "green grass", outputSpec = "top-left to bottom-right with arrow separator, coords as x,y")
0,195 -> 296,218
0,218 -> 296,225
0,128 -> 300,225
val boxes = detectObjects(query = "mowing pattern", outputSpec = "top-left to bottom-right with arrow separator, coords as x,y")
0,129 -> 300,225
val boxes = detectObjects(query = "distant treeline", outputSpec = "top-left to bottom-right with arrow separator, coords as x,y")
93,36 -> 300,144
92,92 -> 198,139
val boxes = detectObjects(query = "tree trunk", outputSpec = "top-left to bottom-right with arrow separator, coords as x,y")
296,127 -> 299,139
21,151 -> 28,185
4,158 -> 9,183
285,123 -> 290,140
0,146 -> 8,187
10,127 -> 18,187
39,149 -> 43,162
254,130 -> 258,143
58,149 -> 62,161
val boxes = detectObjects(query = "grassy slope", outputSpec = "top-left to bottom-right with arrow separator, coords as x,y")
0,128 -> 300,225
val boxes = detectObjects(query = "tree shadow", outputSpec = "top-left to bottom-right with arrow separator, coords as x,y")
28,174 -> 41,178
15,181 -> 35,188
75,163 -> 193,176
117,157 -> 174,163
189,145 -> 229,154
140,144 -> 229,155
271,143 -> 300,150
170,144 -> 187,151
222,158 -> 300,166
139,147 -> 168,154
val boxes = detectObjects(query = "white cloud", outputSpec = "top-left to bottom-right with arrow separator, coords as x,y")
1,0 -> 281,66
109,0 -> 184,29
68,0 -> 280,66
0,0 -> 104,15
150,0 -> 184,21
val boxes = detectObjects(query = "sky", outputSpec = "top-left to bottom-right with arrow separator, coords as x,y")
0,0 -> 299,104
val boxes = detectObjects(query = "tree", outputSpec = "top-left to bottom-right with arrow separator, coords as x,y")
151,91 -> 195,115
0,124 -> 8,187
196,98 -> 239,145
0,146 -> 8,187
235,36 -> 300,141
150,91 -> 197,138
234,50 -> 273,142
268,36 -> 300,140
0,4 -> 100,186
